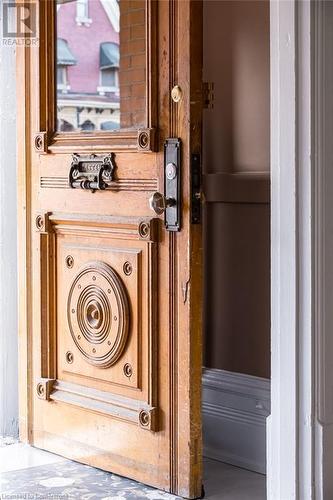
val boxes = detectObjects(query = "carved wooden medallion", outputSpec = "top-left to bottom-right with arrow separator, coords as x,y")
67,261 -> 129,368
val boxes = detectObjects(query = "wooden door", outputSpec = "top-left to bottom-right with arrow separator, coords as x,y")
17,1 -> 203,498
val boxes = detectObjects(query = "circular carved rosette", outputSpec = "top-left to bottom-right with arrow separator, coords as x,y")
35,215 -> 44,231
67,261 -> 130,368
138,222 -> 150,239
35,135 -> 43,150
138,131 -> 149,150
123,261 -> 132,276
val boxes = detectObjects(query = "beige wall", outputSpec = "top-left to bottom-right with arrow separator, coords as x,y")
203,0 -> 270,378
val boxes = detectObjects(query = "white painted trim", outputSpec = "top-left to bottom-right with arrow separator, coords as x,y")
313,2 -> 333,498
203,369 -> 270,475
269,2 -> 297,494
269,1 -> 314,498
100,0 -> 120,33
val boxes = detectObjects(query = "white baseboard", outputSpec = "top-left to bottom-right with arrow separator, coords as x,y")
202,368 -> 270,475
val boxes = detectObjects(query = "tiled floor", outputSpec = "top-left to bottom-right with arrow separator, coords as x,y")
0,443 -> 266,499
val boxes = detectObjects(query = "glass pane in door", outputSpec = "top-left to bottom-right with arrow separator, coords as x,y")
56,0 -> 146,132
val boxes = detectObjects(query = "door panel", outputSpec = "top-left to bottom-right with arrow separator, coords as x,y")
17,0 -> 203,497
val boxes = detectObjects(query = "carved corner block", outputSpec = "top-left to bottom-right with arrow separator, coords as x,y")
36,378 -> 55,400
138,218 -> 158,242
137,128 -> 156,152
34,132 -> 48,154
139,407 -> 158,431
35,212 -> 51,233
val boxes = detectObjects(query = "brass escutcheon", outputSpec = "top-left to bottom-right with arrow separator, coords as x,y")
171,85 -> 182,103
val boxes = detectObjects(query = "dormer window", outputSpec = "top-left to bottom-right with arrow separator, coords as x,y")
57,66 -> 68,91
98,42 -> 119,94
76,0 -> 92,26
56,38 -> 77,93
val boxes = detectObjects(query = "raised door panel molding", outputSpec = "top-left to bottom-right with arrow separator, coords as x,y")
35,212 -> 159,430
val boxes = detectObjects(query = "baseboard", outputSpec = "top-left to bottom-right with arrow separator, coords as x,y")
202,368 -> 270,475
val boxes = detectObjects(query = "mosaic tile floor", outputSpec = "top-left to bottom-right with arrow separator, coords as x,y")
0,459 -> 181,499
0,444 -> 266,499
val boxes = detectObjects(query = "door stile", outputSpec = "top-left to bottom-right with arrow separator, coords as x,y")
167,1 -> 203,497
17,37 -> 34,444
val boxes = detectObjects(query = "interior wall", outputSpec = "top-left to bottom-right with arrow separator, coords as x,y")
203,0 -> 270,378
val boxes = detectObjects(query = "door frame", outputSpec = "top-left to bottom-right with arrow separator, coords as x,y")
269,0 -> 333,498
269,0 -> 312,497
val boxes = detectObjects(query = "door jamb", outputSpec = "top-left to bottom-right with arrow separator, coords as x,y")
268,1 -> 330,498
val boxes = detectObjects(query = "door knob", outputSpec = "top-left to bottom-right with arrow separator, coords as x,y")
149,192 -> 175,215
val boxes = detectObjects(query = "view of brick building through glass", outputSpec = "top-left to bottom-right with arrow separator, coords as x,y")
56,0 -> 146,132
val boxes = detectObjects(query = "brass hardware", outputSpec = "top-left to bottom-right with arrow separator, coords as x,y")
123,261 -> 132,276
148,140 -> 181,224
123,363 -> 133,378
149,192 -> 175,216
171,85 -> 182,103
65,255 -> 74,269
162,138 -> 181,231
69,153 -> 115,192
166,162 -> 177,180
203,82 -> 214,109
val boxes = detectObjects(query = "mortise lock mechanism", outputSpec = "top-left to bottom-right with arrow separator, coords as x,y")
149,138 -> 181,231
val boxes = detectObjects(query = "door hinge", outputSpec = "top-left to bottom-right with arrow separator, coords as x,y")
203,82 -> 214,109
